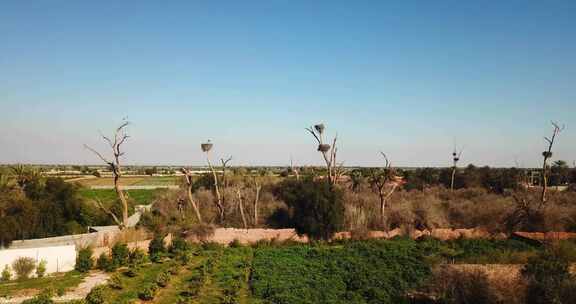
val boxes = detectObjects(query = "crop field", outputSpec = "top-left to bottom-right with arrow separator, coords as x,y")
86,240 -> 431,304
78,188 -> 161,206
74,176 -> 180,187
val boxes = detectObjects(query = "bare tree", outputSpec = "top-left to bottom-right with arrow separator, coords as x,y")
84,121 -> 130,228
253,176 -> 262,226
180,168 -> 203,223
541,121 -> 565,203
450,148 -> 463,192
290,156 -> 300,181
370,152 -> 398,229
201,140 -> 225,223
236,188 -> 248,229
306,123 -> 342,185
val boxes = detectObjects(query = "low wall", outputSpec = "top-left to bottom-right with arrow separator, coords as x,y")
8,230 -> 120,250
0,245 -> 76,276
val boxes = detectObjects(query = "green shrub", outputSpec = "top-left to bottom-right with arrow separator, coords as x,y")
229,239 -> 243,248
1,264 -> 11,281
128,248 -> 147,267
169,237 -> 190,254
22,289 -> 54,304
75,248 -> 94,273
108,273 -> 123,290
85,285 -> 108,304
522,249 -> 576,304
12,256 -> 36,279
96,253 -> 113,272
149,235 -> 165,262
138,283 -> 158,301
275,179 -> 345,240
36,259 -> 47,278
155,271 -> 170,288
111,243 -> 130,267
123,267 -> 138,278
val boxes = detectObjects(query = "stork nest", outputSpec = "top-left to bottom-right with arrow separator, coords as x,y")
542,151 -> 553,158
201,143 -> 213,152
318,144 -> 331,152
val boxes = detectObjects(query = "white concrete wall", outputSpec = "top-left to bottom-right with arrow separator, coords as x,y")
0,245 -> 76,277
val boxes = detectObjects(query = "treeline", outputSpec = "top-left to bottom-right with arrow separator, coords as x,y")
0,172 -> 117,247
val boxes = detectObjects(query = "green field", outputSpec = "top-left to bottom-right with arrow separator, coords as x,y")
78,188 -> 161,206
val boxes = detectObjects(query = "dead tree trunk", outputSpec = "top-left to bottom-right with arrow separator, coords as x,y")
371,152 -> 397,230
541,121 -> 564,203
236,188 -> 248,229
290,157 -> 300,181
306,123 -> 342,185
253,178 -> 261,226
206,152 -> 224,222
85,120 -> 130,228
181,168 -> 203,223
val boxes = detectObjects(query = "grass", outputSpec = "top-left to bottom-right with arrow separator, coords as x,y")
0,271 -> 86,298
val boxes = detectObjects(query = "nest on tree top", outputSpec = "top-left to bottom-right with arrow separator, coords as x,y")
318,144 -> 331,152
201,143 -> 213,152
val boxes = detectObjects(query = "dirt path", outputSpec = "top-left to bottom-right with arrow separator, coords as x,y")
0,271 -> 109,304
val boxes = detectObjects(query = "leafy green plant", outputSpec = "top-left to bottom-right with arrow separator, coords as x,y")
36,259 -> 47,278
75,248 -> 94,273
85,285 -> 108,304
148,234 -> 165,262
111,243 -> 130,268
12,257 -> 36,280
128,248 -> 147,267
155,271 -> 170,288
138,283 -> 158,301
96,253 -> 113,272
21,288 -> 54,304
1,264 -> 12,281
108,273 -> 123,290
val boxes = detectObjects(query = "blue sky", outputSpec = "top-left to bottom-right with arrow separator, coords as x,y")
1,1 -> 575,167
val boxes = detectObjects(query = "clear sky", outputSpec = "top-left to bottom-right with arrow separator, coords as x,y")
1,1 -> 575,167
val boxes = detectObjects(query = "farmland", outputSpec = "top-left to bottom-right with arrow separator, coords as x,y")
74,176 -> 180,188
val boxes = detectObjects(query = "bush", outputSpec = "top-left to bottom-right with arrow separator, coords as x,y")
75,248 -> 94,273
169,237 -> 191,254
138,283 -> 158,301
108,273 -> 123,290
12,257 -> 36,279
21,289 -> 54,304
1,265 -> 12,281
522,249 -> 576,304
96,253 -> 113,272
149,235 -> 165,262
155,271 -> 170,288
36,259 -> 47,278
129,248 -> 147,267
275,179 -> 345,240
111,243 -> 130,268
430,267 -> 495,304
85,285 -> 108,304
123,267 -> 138,278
